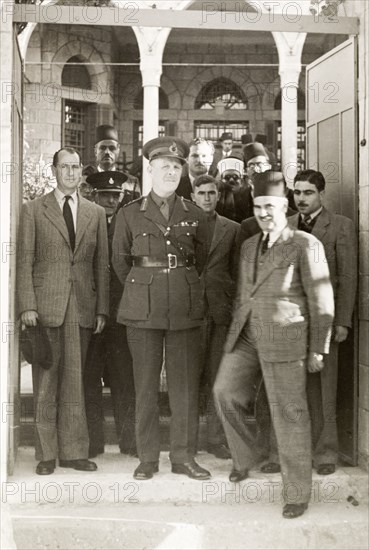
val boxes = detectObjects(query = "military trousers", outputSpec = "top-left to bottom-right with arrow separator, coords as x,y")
84,322 -> 136,454
126,326 -> 202,464
32,291 -> 91,462
214,323 -> 312,504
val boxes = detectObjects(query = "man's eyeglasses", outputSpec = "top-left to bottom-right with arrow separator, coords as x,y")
247,162 -> 268,169
222,175 -> 241,182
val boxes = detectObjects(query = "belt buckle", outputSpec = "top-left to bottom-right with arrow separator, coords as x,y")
167,254 -> 177,269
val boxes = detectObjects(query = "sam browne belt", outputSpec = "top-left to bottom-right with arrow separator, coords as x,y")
132,254 -> 195,269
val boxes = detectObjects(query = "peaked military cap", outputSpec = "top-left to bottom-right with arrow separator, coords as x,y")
253,171 -> 286,198
95,125 -> 119,144
86,170 -> 127,192
244,142 -> 269,163
220,132 -> 233,141
143,136 -> 189,165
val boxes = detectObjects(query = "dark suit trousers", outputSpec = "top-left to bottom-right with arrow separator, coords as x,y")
84,322 -> 136,453
201,317 -> 228,446
32,292 -> 91,462
127,327 -> 201,463
214,324 -> 312,504
257,342 -> 339,466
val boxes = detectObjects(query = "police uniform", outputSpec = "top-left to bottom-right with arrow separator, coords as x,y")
84,171 -> 136,457
112,137 -> 211,480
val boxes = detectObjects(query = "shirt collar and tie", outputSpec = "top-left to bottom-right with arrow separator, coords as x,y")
150,190 -> 176,221
54,188 -> 78,251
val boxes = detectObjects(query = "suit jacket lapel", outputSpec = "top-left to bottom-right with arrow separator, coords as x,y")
312,207 -> 330,243
209,214 -> 227,256
75,196 -> 92,252
43,192 -> 70,246
251,226 -> 294,294
289,213 -> 299,229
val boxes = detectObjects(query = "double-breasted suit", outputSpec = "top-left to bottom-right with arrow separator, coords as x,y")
214,225 -> 334,503
112,193 -> 208,463
201,214 -> 239,447
17,191 -> 109,461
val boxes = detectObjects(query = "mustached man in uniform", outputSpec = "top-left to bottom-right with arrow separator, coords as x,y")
112,137 -> 211,481
83,171 -> 136,458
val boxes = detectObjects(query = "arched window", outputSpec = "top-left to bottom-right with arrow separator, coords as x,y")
62,56 -> 91,89
134,89 -> 169,110
274,89 -> 306,110
195,78 -> 247,110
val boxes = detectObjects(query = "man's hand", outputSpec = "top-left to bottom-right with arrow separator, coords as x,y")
21,310 -> 38,327
334,325 -> 348,343
93,315 -> 106,334
307,352 -> 325,373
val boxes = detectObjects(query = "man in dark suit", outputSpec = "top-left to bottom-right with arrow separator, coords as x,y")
191,175 -> 239,459
17,147 -> 109,475
176,138 -> 214,200
112,137 -> 211,481
214,171 -> 334,519
261,170 -> 357,476
210,132 -> 241,175
83,171 -> 136,458
82,125 -> 140,206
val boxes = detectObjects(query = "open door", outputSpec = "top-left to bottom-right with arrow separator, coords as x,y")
306,37 -> 358,464
7,27 -> 24,474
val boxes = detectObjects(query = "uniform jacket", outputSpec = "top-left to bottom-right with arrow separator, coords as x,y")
202,214 -> 239,325
16,191 -> 109,328
112,193 -> 208,330
225,225 -> 335,361
107,215 -> 124,322
289,207 -> 357,328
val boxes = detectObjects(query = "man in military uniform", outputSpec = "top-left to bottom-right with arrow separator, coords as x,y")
82,125 -> 141,206
84,171 -> 136,458
112,137 -> 211,481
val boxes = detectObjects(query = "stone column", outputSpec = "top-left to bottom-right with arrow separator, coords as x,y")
273,32 -> 306,185
133,27 -> 170,194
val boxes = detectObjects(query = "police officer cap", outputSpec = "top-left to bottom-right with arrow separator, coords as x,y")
95,125 -> 119,144
220,132 -> 233,141
86,170 -> 127,192
244,142 -> 269,163
253,171 -> 286,198
143,137 -> 189,165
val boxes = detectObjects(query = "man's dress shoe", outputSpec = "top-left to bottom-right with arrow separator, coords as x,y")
316,463 -> 335,475
59,459 -> 97,471
207,444 -> 232,460
260,462 -> 281,474
36,460 -> 55,475
282,503 -> 308,519
171,460 -> 211,480
120,446 -> 139,458
229,469 -> 249,483
133,462 -> 159,480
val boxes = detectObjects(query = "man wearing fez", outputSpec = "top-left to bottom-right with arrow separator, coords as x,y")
84,171 -> 136,458
215,156 -> 253,223
176,138 -> 214,200
214,171 -> 334,519
210,131 -> 239,176
261,169 -> 357,476
112,137 -> 211,481
16,147 -> 109,475
82,124 -> 140,206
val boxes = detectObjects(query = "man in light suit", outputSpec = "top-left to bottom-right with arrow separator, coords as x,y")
191,175 -> 239,459
214,171 -> 334,519
17,147 -> 109,475
176,138 -> 214,200
261,169 -> 357,476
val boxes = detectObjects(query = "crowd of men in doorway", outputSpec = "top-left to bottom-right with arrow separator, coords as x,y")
16,124 -> 357,520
